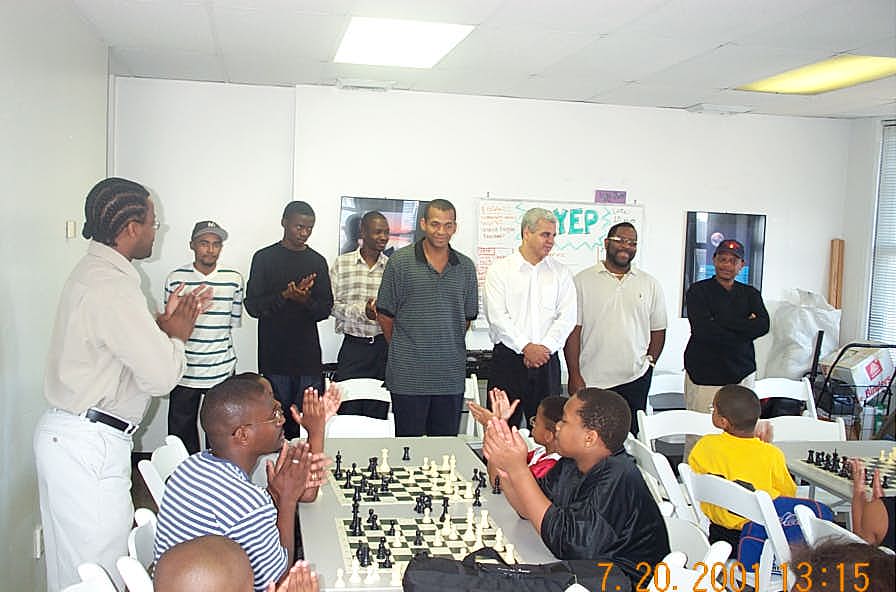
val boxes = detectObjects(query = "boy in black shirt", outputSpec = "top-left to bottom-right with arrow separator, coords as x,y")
483,388 -> 669,582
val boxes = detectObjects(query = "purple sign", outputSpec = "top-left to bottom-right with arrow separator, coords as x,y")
594,190 -> 627,204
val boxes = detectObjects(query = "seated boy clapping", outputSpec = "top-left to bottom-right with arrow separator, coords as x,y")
483,387 -> 669,582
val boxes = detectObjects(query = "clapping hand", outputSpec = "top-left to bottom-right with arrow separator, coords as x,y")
268,560 -> 319,592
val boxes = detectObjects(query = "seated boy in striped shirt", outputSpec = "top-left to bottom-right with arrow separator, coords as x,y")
153,373 -> 336,591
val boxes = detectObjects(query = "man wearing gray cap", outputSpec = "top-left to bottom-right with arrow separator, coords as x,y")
164,221 -> 244,453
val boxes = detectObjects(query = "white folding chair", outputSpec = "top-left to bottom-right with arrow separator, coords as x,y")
664,515 -> 711,568
625,435 -> 694,521
331,377 -> 392,417
679,463 -> 791,592
60,563 -> 117,592
326,414 -> 395,438
646,372 -> 685,414
137,434 -> 189,507
794,504 -> 865,546
754,377 -> 818,419
637,409 -> 720,452
116,556 -> 153,592
767,415 -> 846,442
128,508 -> 157,570
463,373 -> 481,437
645,543 -> 733,592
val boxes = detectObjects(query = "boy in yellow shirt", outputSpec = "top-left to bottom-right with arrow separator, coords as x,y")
688,384 -> 796,548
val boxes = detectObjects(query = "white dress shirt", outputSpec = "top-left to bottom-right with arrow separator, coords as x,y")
485,249 -> 577,354
44,241 -> 187,424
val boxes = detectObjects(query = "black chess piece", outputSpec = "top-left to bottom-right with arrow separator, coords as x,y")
413,529 -> 423,546
369,457 -> 379,479
387,520 -> 396,537
389,469 -> 395,484
350,462 -> 357,476
353,486 -> 362,502
357,543 -> 371,567
343,472 -> 353,489
403,446 -> 411,461
376,537 -> 387,560
360,475 -> 368,490
883,475 -> 890,489
492,475 -> 502,494
352,501 -> 360,517
806,450 -> 815,463
472,486 -> 482,507
334,450 -> 343,479
350,515 -> 363,536
381,476 -> 390,493
367,508 -> 376,525
479,472 -> 487,489
381,548 -> 393,569
440,496 -> 449,522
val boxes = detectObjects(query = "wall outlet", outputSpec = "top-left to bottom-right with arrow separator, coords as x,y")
32,525 -> 43,559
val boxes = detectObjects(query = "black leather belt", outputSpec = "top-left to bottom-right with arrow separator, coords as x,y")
83,408 -> 138,435
345,334 -> 384,344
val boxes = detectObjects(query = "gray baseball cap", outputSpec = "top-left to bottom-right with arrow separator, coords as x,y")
191,220 -> 228,241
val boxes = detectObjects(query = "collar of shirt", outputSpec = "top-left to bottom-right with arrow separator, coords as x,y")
413,239 -> 460,266
511,248 -> 551,272
597,260 -> 640,277
351,248 -> 388,269
88,241 -> 140,285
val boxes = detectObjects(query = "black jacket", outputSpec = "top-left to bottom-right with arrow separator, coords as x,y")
538,451 -> 670,580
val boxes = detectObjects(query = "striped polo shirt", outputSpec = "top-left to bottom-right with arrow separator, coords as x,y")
153,452 -> 288,591
164,265 -> 243,388
376,240 -> 478,396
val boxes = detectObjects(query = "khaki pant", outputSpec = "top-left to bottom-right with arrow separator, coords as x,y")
683,372 -> 755,459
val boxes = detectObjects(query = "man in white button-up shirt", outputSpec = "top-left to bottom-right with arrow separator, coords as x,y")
484,208 -> 576,429
564,222 -> 666,436
34,177 -> 210,591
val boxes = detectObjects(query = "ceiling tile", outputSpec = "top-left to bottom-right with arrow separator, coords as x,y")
112,47 -> 226,82
213,7 -> 347,61
506,72 -> 624,102
483,0 -> 667,34
350,0 -> 504,23
73,0 -> 215,52
591,81 -> 723,109
224,54 -> 324,86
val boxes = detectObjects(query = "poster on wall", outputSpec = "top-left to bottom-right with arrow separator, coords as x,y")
338,196 -> 430,255
477,198 -> 645,318
682,211 -> 766,317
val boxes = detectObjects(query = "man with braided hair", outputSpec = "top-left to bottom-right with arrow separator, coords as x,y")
34,177 -> 212,591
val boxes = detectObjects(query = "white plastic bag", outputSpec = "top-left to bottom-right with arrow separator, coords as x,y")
764,289 -> 841,379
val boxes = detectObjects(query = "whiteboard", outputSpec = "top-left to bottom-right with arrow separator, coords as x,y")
476,197 -> 645,317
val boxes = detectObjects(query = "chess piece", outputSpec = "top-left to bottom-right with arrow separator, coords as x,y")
503,542 -> 515,563
343,472 -> 352,490
493,527 -> 504,551
391,527 -> 402,548
389,468 -> 396,484
350,462 -> 357,477
883,475 -> 890,488
381,448 -> 390,472
377,537 -> 388,560
479,472 -> 487,489
449,523 -> 459,541
492,475 -> 502,494
353,486 -> 362,502
423,508 -> 432,523
334,567 -> 346,588
364,564 -> 379,585
349,559 -> 362,584
387,520 -> 397,537
463,483 -> 473,499
465,507 -> 474,527
422,456 -> 429,470
357,543 -> 371,567
806,450 -> 814,463
441,519 -> 452,538
441,454 -> 450,471
403,446 -> 411,461
462,523 -> 475,543
440,496 -> 449,522
381,548 -> 393,569
433,530 -> 443,546
334,450 -> 343,479
413,529 -> 424,546
381,476 -> 390,493
474,526 -> 483,549
472,486 -> 482,507
479,509 -> 490,529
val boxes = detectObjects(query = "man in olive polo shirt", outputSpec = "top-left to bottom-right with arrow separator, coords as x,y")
376,199 -> 478,436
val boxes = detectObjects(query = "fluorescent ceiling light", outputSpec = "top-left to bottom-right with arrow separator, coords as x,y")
737,55 -> 896,95
335,17 -> 473,68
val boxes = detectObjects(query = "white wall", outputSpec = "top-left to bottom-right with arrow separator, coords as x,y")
112,78 -> 296,450
0,2 -> 108,590
114,79 -> 860,450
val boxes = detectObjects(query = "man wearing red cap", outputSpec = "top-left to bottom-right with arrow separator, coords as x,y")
683,239 -> 769,454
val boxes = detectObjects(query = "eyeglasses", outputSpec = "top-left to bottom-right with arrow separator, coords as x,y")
231,407 -> 284,436
151,219 -> 161,230
708,405 -> 716,414
607,236 -> 637,247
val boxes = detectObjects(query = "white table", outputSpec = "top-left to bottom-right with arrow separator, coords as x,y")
777,440 -> 896,501
296,436 -> 556,591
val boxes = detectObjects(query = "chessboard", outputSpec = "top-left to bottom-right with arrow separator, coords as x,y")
334,510 -> 519,572
796,447 -> 896,496
328,450 -> 484,507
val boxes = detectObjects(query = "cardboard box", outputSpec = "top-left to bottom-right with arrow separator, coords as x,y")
821,347 -> 895,404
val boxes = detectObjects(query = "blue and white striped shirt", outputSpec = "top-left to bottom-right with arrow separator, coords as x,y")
153,452 -> 288,591
164,265 -> 243,388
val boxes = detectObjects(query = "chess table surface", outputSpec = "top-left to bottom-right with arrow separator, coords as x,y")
777,440 -> 896,501
297,436 -> 555,591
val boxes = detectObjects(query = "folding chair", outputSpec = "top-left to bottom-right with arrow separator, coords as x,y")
60,563 -> 117,592
679,463 -> 791,592
754,377 -> 818,419
625,435 -> 694,521
637,410 -> 720,452
326,414 -> 395,438
128,508 -> 157,570
137,434 -> 189,507
116,556 -> 153,592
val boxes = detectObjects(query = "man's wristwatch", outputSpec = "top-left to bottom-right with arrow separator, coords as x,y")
646,354 -> 656,367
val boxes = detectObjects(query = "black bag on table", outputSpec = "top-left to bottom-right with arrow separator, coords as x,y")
402,547 -> 632,592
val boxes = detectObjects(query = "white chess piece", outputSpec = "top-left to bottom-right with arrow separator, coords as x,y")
474,526 -> 483,549
466,507 -> 474,527
449,523 -> 459,541
493,527 -> 504,551
463,483 -> 473,499
381,448 -> 390,472
390,564 -> 402,587
392,528 -> 402,548
503,543 -> 515,563
479,509 -> 490,529
441,519 -> 452,538
364,565 -> 379,585
433,530 -> 444,546
422,456 -> 429,471
463,523 -> 476,543
431,460 -> 440,476
349,559 -> 362,584
334,568 -> 346,588
441,454 -> 450,471
423,508 -> 432,523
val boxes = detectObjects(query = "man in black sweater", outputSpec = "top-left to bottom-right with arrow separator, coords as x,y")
683,239 -> 769,454
245,201 -> 333,439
